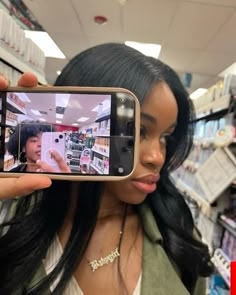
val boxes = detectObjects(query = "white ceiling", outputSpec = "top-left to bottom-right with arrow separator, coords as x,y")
23,0 -> 236,93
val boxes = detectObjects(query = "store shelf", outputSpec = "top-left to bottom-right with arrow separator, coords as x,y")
0,41 -> 47,85
212,248 -> 230,288
95,110 -> 110,122
7,98 -> 26,114
90,163 -> 104,174
92,147 -> 109,158
95,133 -> 110,137
218,216 -> 236,237
196,95 -> 231,120
174,179 -> 212,217
6,119 -> 17,127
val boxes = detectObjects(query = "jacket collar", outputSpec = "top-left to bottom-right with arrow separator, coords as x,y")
137,201 -> 163,244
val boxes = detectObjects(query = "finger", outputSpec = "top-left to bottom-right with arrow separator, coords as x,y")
0,74 -> 10,89
36,160 -> 56,173
0,174 -> 51,200
50,150 -> 71,173
17,72 -> 38,87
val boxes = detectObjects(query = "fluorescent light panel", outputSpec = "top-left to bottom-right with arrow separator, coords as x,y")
72,123 -> 79,126
16,93 -> 31,102
56,114 -> 64,119
190,88 -> 207,100
24,30 -> 65,59
56,93 -> 70,107
125,41 -> 161,59
91,99 -> 111,112
31,109 -> 41,116
77,117 -> 89,122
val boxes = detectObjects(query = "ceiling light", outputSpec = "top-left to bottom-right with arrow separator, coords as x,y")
39,118 -> 46,122
72,123 -> 79,126
190,88 -> 207,100
125,41 -> 161,59
56,93 -> 70,108
56,120 -> 62,124
57,71 -> 62,75
91,99 -> 111,112
56,114 -> 64,119
31,109 -> 41,116
77,117 -> 89,122
219,61 -> 236,77
24,30 -> 66,59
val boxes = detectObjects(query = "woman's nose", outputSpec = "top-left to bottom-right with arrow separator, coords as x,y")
141,140 -> 165,170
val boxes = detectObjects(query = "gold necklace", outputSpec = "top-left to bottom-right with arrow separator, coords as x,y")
88,205 -> 128,272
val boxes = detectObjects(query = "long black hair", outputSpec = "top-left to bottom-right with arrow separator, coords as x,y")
0,43 -> 213,294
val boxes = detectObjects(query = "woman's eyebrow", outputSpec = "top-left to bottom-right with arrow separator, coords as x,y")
141,112 -> 156,124
141,112 -> 177,130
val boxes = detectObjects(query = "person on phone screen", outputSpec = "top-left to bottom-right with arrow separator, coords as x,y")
7,122 -> 52,172
0,43 -> 213,295
7,121 -> 70,173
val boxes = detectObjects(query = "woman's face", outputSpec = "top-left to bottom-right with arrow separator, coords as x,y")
23,132 -> 42,163
103,81 -> 178,204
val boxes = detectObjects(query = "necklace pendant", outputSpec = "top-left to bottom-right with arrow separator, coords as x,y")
88,247 -> 120,272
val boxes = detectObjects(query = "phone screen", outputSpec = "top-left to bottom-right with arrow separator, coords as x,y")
0,88 -> 139,179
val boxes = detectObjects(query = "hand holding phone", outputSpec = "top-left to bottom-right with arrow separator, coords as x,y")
37,150 -> 71,173
0,73 -> 51,200
0,174 -> 51,200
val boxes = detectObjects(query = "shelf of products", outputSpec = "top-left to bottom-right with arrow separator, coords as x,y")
219,215 -> 236,238
0,43 -> 47,85
174,178 -> 212,217
173,76 -> 236,292
212,249 -> 231,288
90,112 -> 110,175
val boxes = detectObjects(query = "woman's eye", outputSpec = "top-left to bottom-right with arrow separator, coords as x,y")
160,134 -> 172,145
140,126 -> 147,138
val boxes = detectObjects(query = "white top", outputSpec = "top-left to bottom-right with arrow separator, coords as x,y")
43,236 -> 142,295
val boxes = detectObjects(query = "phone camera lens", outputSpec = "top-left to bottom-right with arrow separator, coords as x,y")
59,134 -> 63,139
55,138 -> 59,143
118,167 -> 124,174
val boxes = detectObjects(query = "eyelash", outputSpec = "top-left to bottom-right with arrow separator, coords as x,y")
140,126 -> 174,145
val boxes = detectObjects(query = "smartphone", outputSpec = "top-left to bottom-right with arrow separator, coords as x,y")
0,86 -> 140,180
41,132 -> 66,172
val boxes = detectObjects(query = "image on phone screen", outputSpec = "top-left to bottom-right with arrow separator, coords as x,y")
0,89 -> 137,177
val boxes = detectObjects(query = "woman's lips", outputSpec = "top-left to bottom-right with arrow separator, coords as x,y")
132,174 -> 160,194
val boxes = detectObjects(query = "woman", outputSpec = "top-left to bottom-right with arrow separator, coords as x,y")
0,43 -> 213,294
8,122 -> 53,172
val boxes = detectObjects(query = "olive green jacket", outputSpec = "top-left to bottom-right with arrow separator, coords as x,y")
26,202 -> 206,295
1,199 -> 206,294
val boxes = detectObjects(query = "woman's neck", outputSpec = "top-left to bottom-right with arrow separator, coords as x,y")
69,182 -> 132,220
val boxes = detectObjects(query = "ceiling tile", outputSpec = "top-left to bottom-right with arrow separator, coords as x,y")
71,0 -> 122,38
187,0 -> 236,7
122,0 -> 178,43
24,0 -> 84,35
164,2 -> 234,49
159,47 -> 203,72
190,51 -> 236,75
207,12 -> 236,52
